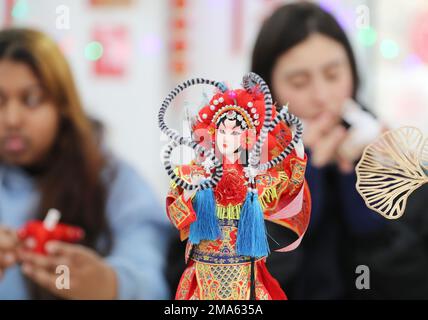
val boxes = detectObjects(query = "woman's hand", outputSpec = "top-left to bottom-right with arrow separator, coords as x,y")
18,241 -> 117,300
0,226 -> 19,280
303,113 -> 351,172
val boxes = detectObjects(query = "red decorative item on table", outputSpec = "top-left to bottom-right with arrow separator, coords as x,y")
18,209 -> 84,254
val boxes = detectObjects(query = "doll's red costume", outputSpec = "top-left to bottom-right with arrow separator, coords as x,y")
159,73 -> 311,300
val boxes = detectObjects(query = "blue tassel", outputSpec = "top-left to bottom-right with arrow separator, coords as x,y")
236,190 -> 270,257
189,186 -> 221,244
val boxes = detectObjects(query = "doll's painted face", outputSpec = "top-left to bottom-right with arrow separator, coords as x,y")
216,118 -> 244,157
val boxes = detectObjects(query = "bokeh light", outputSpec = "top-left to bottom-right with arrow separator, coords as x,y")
380,39 -> 400,59
140,34 -> 163,55
58,36 -> 76,57
319,0 -> 353,31
402,54 -> 422,69
12,0 -> 29,20
358,27 -> 377,47
410,11 -> 428,64
84,41 -> 104,61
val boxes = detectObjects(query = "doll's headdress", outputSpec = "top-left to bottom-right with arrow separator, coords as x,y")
195,88 -> 265,132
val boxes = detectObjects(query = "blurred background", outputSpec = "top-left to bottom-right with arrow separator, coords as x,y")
1,0 -> 427,201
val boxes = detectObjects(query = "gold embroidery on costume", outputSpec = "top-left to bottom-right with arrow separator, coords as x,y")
195,263 -> 251,300
289,158 -> 306,195
216,204 -> 242,219
192,220 -> 255,264
168,195 -> 195,229
176,263 -> 196,300
258,171 -> 289,211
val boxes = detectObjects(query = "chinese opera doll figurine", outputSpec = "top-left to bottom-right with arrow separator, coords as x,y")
158,72 -> 311,300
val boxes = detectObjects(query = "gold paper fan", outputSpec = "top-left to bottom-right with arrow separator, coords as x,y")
355,126 -> 428,219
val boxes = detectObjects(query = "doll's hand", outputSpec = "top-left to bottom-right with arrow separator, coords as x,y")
183,173 -> 204,201
18,241 -> 117,299
0,226 -> 19,280
202,157 -> 215,174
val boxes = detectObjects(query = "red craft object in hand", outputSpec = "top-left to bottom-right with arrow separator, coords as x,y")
18,209 -> 84,254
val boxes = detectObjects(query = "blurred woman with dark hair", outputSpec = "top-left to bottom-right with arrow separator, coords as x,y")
0,28 -> 169,299
251,2 -> 428,299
